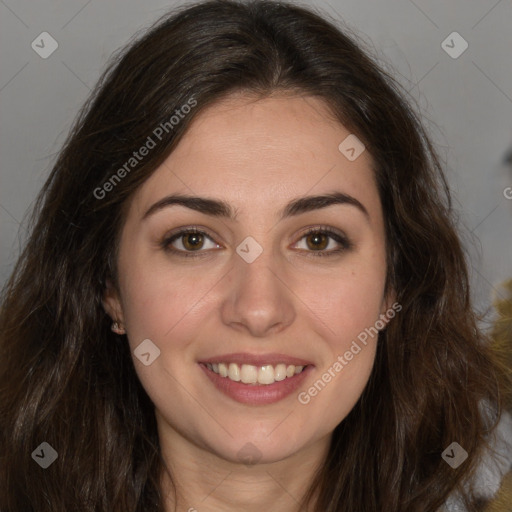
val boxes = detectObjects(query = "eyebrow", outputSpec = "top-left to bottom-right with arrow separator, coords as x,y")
142,191 -> 369,222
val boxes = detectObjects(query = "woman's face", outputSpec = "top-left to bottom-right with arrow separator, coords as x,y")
104,93 -> 391,465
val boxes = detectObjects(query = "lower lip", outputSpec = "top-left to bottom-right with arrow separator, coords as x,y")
199,363 -> 313,405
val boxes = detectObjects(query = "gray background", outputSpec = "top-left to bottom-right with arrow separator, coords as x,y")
1,0 -> 511,314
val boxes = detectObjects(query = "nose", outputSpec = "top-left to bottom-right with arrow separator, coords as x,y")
220,246 -> 296,338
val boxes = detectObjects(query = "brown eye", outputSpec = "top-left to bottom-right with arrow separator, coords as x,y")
293,227 -> 352,257
182,232 -> 205,251
305,232 -> 328,251
161,228 -> 221,257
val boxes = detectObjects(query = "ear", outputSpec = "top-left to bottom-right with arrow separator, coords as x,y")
102,278 -> 125,325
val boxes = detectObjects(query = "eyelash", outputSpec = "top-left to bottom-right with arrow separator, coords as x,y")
160,225 -> 352,259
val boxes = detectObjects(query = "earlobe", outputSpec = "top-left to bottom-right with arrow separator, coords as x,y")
111,321 -> 126,335
102,278 -> 126,333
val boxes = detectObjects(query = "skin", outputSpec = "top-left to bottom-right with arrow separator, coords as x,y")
104,92 -> 393,511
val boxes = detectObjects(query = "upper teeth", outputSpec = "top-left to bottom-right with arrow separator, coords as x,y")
206,362 -> 305,385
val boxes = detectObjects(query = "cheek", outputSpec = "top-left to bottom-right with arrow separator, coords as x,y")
299,270 -> 383,371
117,263 -> 219,411
290,255 -> 385,422
298,340 -> 377,437
118,255 -> 223,347
294,273 -> 382,431
294,253 -> 387,342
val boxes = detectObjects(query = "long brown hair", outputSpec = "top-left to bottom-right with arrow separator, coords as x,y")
0,1 -> 508,510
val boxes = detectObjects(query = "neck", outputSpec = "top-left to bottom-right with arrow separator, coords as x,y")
158,430 -> 330,512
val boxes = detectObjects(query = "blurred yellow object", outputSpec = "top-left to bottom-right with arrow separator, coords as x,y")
484,470 -> 512,511
490,279 -> 512,411
485,279 -> 512,512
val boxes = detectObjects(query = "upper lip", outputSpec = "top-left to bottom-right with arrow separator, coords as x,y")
199,352 -> 313,367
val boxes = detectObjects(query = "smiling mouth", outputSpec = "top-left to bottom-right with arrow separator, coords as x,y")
204,362 -> 308,385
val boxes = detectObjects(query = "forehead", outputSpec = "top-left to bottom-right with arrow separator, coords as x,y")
129,93 -> 380,221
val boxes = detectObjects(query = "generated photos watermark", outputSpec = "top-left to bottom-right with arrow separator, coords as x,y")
237,442 -> 263,466
31,441 -> 58,469
93,96 -> 197,200
133,338 -> 161,366
298,301 -> 402,405
441,442 -> 468,469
